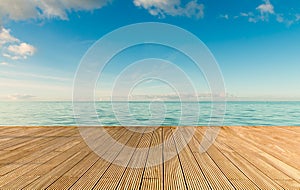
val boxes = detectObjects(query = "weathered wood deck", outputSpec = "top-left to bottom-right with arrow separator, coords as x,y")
0,126 -> 299,189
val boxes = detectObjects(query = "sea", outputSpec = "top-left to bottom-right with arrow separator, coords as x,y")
0,101 -> 299,126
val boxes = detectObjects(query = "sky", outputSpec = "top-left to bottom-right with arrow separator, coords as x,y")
0,0 -> 300,101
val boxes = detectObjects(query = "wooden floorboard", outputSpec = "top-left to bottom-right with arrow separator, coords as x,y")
0,126 -> 299,189
115,129 -> 153,190
163,127 -> 187,190
140,127 -> 163,190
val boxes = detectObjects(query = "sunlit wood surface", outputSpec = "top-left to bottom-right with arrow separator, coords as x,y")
0,126 -> 299,189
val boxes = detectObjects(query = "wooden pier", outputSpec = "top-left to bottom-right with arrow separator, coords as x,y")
0,126 -> 299,189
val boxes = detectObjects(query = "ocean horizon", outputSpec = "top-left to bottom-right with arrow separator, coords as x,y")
1,101 -> 299,126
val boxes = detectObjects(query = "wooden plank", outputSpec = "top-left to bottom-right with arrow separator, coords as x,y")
172,127 -> 211,190
0,128 -> 83,187
194,128 -> 260,189
208,127 -> 285,189
216,127 -> 300,189
93,128 -> 146,189
69,128 -> 134,189
0,126 -> 298,189
0,127 -> 29,138
24,145 -> 90,189
0,127 -> 42,137
140,127 -> 163,190
1,141 -> 88,189
47,127 -> 128,189
163,127 -> 187,190
0,129 -> 77,177
115,129 -> 154,190
220,127 -> 300,170
190,128 -> 235,190
225,127 -> 300,169
46,153 -> 99,190
0,127 -> 75,165
3,127 -> 74,151
0,127 -> 53,151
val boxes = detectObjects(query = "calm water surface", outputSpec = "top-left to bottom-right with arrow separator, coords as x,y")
0,101 -> 299,126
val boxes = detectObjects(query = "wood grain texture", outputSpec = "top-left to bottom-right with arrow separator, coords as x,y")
0,126 -> 298,189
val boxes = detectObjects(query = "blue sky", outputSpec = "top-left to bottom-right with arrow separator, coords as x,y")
0,0 -> 300,101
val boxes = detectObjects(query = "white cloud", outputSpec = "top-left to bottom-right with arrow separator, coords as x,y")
6,43 -> 36,60
219,14 -> 229,20
240,12 -> 249,17
238,12 -> 259,23
0,0 -> 110,21
7,93 -> 36,100
237,0 -> 275,23
0,27 -> 36,60
248,17 -> 258,23
0,70 -> 72,82
236,0 -> 300,26
133,0 -> 204,19
256,0 -> 274,21
236,1 -> 275,23
276,13 -> 300,26
0,61 -> 9,66
0,0 -> 112,61
2,53 -> 19,60
256,0 -> 274,15
0,28 -> 19,47
240,12 -> 254,17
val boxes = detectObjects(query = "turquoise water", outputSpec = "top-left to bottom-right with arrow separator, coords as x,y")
0,101 -> 299,126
